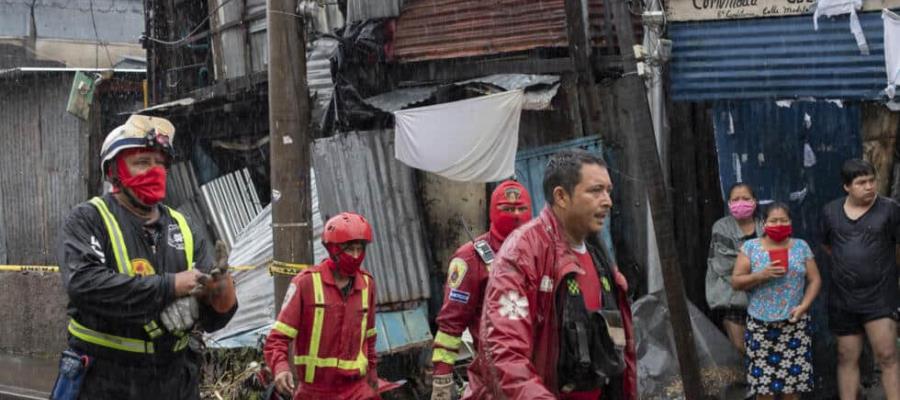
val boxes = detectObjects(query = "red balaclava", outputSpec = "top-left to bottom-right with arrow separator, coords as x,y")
489,180 -> 533,242
110,148 -> 168,206
326,243 -> 365,276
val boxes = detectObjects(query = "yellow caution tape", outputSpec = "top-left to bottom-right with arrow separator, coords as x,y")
0,265 -> 59,273
269,260 -> 310,276
0,264 -> 260,273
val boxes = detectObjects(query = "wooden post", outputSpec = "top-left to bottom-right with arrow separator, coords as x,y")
605,0 -> 705,398
267,0 -> 313,313
564,0 -> 600,137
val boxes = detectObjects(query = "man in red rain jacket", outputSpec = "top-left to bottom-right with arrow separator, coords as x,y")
464,149 -> 637,400
430,180 -> 533,399
264,212 -> 379,399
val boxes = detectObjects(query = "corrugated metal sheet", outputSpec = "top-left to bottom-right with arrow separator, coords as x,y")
0,73 -> 89,264
166,162 -> 216,247
393,0 -> 639,62
307,38 -> 339,123
206,172 -> 328,347
347,0 -> 405,22
200,168 -> 263,247
312,130 -> 432,304
670,11 -> 892,101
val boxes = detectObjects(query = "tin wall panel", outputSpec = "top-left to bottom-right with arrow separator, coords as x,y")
312,130 -> 432,304
0,73 -> 88,264
670,11 -> 893,100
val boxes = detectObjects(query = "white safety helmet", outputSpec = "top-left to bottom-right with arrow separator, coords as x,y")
100,114 -> 176,176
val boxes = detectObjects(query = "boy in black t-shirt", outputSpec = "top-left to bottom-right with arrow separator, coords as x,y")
821,159 -> 900,400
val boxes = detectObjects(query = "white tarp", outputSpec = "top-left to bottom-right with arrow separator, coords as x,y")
884,9 -> 900,105
393,90 -> 524,182
814,0 -> 869,54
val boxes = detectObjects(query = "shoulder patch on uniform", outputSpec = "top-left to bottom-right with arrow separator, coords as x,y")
167,224 -> 185,250
448,288 -> 470,304
540,276 -> 553,292
447,258 -> 468,289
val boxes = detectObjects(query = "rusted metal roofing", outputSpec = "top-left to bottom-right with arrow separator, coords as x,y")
393,0 -> 638,62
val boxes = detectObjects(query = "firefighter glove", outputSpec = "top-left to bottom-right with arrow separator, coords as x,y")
160,296 -> 199,333
431,374 -> 454,400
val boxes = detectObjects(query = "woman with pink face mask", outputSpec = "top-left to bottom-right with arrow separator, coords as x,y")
706,183 -> 763,354
731,202 -> 822,400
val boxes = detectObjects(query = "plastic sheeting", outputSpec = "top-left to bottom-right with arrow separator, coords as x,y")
884,9 -> 900,103
206,171 -> 327,347
814,0 -> 869,54
633,294 -> 746,400
394,90 -> 523,182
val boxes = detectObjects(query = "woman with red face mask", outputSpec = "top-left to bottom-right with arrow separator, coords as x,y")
732,203 -> 822,400
264,212 -> 380,400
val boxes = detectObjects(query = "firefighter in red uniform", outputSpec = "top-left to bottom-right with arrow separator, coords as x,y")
264,212 -> 379,399
430,180 -> 533,400
464,149 -> 637,400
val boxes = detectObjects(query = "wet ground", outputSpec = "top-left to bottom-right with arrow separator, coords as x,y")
0,353 -> 55,399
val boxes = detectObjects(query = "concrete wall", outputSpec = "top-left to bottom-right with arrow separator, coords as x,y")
0,273 -> 67,356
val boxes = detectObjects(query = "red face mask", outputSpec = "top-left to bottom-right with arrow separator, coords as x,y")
115,152 -> 168,206
326,243 -> 365,276
489,181 -> 532,242
765,225 -> 792,243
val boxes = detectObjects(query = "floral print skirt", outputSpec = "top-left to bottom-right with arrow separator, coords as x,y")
744,315 -> 813,395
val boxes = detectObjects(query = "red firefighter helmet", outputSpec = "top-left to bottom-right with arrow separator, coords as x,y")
322,212 -> 373,245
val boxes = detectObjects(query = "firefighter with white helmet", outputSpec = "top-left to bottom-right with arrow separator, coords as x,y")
53,114 -> 237,399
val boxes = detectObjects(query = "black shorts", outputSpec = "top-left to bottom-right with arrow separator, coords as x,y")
713,307 -> 748,324
828,307 -> 899,336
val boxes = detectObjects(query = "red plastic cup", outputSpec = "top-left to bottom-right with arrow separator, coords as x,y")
768,248 -> 789,271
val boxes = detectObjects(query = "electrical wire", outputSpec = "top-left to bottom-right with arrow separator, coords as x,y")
142,0 -> 235,46
89,0 -> 114,68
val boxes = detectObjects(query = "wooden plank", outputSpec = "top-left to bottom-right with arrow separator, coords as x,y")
606,0 -> 704,396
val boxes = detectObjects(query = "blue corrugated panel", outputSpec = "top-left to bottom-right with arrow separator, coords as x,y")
514,136 -> 616,261
670,10 -> 894,100
374,304 -> 433,354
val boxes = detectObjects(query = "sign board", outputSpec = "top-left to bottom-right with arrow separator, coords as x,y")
667,0 -> 900,21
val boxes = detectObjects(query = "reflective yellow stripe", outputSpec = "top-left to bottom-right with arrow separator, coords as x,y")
173,335 -> 190,352
273,321 -> 298,339
432,347 -> 458,365
68,319 -> 153,354
434,331 -> 462,350
89,197 -> 132,275
294,354 -> 367,372
366,328 -> 377,338
298,273 -> 372,383
166,207 -> 194,270
357,276 -> 370,374
304,272 -> 326,383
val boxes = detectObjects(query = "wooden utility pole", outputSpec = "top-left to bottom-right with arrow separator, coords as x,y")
563,0 -> 599,137
267,0 -> 312,313
603,0 -> 704,398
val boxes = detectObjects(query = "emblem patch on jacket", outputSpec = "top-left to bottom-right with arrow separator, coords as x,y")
499,291 -> 529,320
167,224 -> 185,250
447,258 -> 468,289
131,258 -> 156,276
